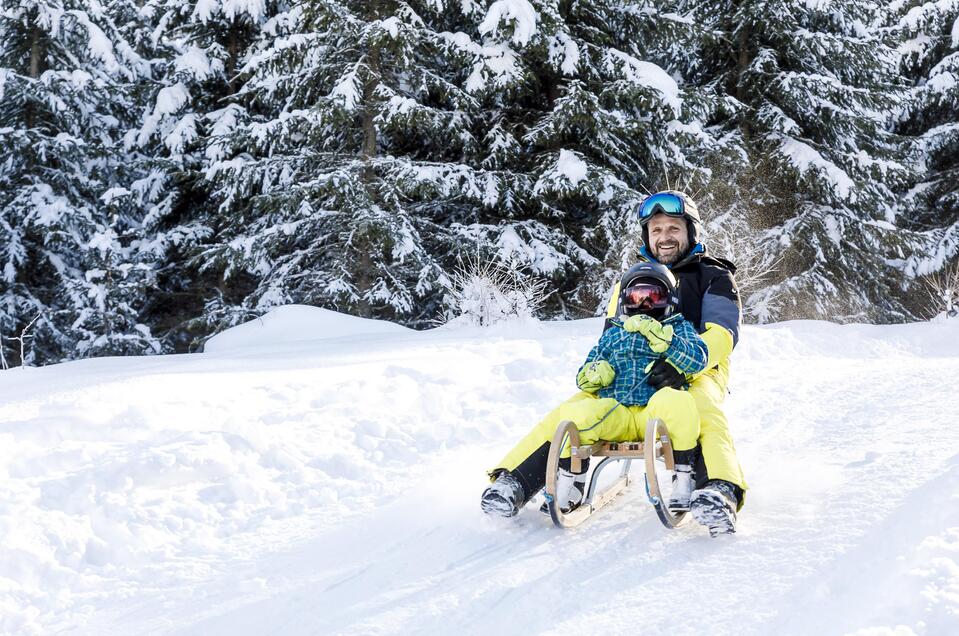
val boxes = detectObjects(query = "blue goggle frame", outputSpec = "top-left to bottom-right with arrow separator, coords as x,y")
637,192 -> 685,222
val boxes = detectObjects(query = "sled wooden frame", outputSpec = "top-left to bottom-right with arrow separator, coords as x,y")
543,417 -> 688,529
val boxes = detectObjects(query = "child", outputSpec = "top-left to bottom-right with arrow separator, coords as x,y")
481,262 -> 708,517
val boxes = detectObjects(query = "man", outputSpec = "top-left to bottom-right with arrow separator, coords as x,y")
481,190 -> 746,536
605,190 -> 746,534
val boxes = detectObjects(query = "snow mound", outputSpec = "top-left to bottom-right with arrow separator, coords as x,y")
738,318 -> 959,361
203,305 -> 412,353
4,317 -> 959,634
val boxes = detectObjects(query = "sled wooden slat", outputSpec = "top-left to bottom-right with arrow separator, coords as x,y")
571,440 -> 668,459
591,474 -> 629,510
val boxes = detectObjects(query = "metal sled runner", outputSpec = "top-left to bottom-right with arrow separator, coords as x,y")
543,417 -> 687,529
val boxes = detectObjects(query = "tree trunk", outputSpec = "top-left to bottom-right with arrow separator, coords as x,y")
25,26 -> 43,128
361,46 -> 380,159
735,21 -> 752,139
227,25 -> 239,94
356,3 -> 382,318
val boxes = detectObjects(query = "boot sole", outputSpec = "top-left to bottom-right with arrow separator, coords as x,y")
481,493 -> 518,517
690,490 -> 736,536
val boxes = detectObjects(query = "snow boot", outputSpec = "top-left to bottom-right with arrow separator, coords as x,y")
668,447 -> 699,513
539,467 -> 587,514
481,471 -> 527,518
690,479 -> 739,537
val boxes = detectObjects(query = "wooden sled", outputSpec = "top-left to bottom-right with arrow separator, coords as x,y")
543,417 -> 687,529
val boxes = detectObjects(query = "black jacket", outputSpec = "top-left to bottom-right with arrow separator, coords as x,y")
605,244 -> 742,347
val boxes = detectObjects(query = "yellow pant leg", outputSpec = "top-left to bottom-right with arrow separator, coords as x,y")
490,391 -> 637,473
553,396 -> 638,454
689,366 -> 747,500
637,387 -> 700,451
491,391 -> 595,474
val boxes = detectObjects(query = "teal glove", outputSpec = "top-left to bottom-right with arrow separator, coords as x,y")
576,360 -> 615,393
623,315 -> 674,353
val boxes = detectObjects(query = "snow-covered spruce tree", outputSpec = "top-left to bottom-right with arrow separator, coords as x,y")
676,0 -> 918,322
891,0 -> 959,307
124,0 -> 285,352
193,0 -> 485,336
461,0 -> 718,316
187,0 -> 719,338
0,0 -> 160,364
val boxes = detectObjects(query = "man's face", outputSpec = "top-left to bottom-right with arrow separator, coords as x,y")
646,214 -> 689,265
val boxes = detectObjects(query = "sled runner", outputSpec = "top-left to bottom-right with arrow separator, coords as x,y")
543,417 -> 687,529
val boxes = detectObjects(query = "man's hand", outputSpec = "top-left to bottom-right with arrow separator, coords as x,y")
577,360 -> 615,392
644,358 -> 686,390
623,315 -> 674,353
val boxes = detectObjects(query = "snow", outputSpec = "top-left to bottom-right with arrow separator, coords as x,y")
192,0 -> 267,23
174,47 -> 214,81
154,83 -> 190,116
67,10 -> 118,72
607,50 -> 681,114
30,184 -> 72,226
549,32 -> 580,75
779,136 -> 855,201
202,304 -> 411,353
555,148 -> 588,186
330,69 -> 362,111
2,310 -> 959,635
479,0 -> 538,46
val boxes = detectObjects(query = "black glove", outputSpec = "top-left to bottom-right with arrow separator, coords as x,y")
646,358 -> 686,390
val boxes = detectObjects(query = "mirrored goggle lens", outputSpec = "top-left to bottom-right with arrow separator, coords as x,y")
638,193 -> 684,219
623,283 -> 670,308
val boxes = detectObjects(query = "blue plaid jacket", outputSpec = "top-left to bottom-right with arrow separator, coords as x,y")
579,314 -> 708,406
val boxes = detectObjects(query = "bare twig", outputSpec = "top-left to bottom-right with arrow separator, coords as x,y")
703,214 -> 784,322
920,261 -> 959,319
7,313 -> 41,368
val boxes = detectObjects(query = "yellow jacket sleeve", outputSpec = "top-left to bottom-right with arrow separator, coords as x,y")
605,283 -> 621,318
699,322 -> 734,371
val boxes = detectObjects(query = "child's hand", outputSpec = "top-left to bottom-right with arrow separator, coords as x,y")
576,360 -> 615,392
644,358 -> 686,389
623,315 -> 673,353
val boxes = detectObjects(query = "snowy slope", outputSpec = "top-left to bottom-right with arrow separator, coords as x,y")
2,307 -> 958,636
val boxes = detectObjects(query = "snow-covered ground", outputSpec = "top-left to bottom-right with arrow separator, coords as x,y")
2,306 -> 958,636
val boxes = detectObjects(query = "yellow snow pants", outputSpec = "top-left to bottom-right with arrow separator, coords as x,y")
493,386 -> 700,468
491,363 -> 747,508
690,360 -> 748,500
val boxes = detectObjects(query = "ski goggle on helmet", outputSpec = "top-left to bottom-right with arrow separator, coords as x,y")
621,281 -> 672,315
636,191 -> 687,222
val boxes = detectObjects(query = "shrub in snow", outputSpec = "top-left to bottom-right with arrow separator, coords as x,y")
702,209 -> 784,324
917,261 -> 959,320
442,255 -> 549,326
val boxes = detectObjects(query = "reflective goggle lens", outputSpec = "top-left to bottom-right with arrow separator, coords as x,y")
623,283 -> 670,309
638,192 -> 685,220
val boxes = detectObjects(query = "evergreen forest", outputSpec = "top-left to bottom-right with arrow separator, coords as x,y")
1,0 -> 958,365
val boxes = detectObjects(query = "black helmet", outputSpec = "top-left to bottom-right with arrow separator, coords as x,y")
619,262 -> 680,319
635,190 -> 702,249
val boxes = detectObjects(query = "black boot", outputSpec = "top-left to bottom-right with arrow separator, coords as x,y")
481,470 -> 527,517
690,479 -> 739,537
